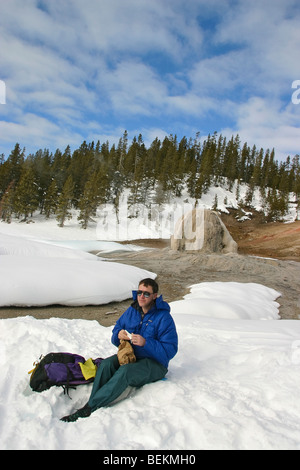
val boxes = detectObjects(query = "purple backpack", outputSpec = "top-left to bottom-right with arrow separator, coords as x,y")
29,352 -> 103,395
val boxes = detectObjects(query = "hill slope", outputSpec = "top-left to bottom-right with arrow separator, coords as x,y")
221,210 -> 300,261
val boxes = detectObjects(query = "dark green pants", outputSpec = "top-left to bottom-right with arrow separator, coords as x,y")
88,354 -> 167,412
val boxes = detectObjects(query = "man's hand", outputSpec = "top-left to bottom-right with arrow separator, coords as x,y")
131,334 -> 146,347
118,330 -> 146,346
118,329 -> 131,341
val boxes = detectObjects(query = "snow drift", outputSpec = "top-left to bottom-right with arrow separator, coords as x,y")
0,232 -> 155,306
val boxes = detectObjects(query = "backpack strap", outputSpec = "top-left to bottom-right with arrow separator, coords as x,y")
62,363 -> 77,398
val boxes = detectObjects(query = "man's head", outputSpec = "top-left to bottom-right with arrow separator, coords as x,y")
137,278 -> 158,313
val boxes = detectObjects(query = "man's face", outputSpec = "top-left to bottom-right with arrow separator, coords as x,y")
137,283 -> 157,312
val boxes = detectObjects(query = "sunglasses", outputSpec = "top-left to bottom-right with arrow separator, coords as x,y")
137,290 -> 152,298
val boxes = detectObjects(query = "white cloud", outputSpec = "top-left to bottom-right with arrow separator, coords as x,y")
0,114 -> 84,153
99,60 -> 168,115
0,0 -> 299,160
75,0 -> 204,59
222,97 -> 300,160
215,0 -> 300,82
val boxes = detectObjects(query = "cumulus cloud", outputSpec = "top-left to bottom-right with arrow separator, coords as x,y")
231,97 -> 300,160
0,0 -> 299,160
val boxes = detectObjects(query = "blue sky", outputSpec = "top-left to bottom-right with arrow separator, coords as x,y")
0,0 -> 300,161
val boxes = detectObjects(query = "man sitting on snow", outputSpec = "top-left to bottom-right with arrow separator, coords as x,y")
61,278 -> 178,422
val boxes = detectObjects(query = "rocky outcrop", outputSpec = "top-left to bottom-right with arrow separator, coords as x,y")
170,209 -> 237,253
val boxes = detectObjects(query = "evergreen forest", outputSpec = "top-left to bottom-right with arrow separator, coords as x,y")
0,131 -> 299,228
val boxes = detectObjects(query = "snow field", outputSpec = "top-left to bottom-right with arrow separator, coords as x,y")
1,303 -> 300,450
0,186 -> 300,450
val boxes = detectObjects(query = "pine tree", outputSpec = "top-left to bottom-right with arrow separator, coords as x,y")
31,148 -> 53,213
69,141 -> 96,207
77,173 -> 99,229
195,133 -> 217,196
14,166 -> 39,220
224,134 -> 240,190
278,162 -> 290,195
252,148 -> 264,187
235,179 -> 241,202
239,142 -> 250,183
117,130 -> 128,172
186,156 -> 197,198
154,136 -> 173,194
186,135 -> 201,198
0,181 -> 15,223
95,162 -> 110,205
212,194 -> 218,211
245,185 -> 254,207
56,175 -> 74,227
291,155 -> 300,197
44,179 -> 59,219
160,136 -> 179,195
110,170 -> 124,224
146,137 -> 160,182
0,143 -> 25,195
172,136 -> 186,197
51,146 -> 71,192
266,188 -> 288,221
214,134 -> 226,185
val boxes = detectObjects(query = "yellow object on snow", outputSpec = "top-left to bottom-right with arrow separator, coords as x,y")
78,358 -> 98,380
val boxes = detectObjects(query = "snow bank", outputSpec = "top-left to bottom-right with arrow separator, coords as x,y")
0,232 -> 155,306
0,232 -> 144,257
0,232 -> 96,259
1,282 -> 300,450
170,282 -> 281,320
0,256 -> 156,306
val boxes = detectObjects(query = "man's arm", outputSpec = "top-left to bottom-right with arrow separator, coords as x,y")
139,315 -> 178,368
111,310 -> 131,346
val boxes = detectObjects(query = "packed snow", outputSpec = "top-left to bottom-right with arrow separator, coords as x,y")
1,284 -> 300,450
1,186 -> 300,449
0,232 -> 154,306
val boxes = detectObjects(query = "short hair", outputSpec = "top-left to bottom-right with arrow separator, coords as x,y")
139,278 -> 158,294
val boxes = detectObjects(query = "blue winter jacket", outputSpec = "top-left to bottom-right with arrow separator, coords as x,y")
111,291 -> 178,369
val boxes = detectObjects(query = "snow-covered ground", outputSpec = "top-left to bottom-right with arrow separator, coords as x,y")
0,184 -> 300,449
1,285 -> 300,450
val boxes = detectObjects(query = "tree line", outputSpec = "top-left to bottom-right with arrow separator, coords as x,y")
0,131 -> 299,227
